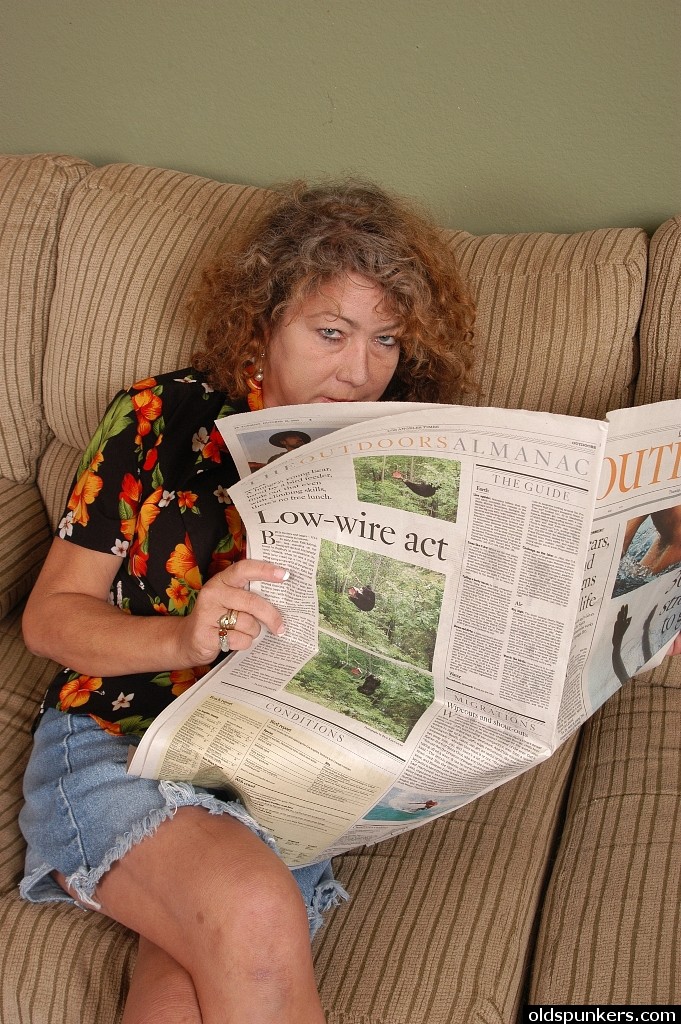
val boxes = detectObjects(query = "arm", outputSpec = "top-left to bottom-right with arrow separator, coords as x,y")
611,603 -> 632,686
23,537 -> 287,678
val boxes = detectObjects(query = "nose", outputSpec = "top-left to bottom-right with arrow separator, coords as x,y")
337,339 -> 370,388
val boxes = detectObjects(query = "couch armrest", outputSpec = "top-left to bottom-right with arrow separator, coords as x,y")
0,476 -> 51,621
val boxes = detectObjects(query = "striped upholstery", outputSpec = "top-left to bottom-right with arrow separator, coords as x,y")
315,736 -> 579,1024
43,164 -> 274,451
448,227 -> 648,417
36,438 -> 81,533
0,155 -> 93,484
528,215 -> 681,1008
529,680 -> 681,1005
0,897 -> 135,1024
0,607 -> 136,1023
636,215 -> 681,406
0,480 -> 51,620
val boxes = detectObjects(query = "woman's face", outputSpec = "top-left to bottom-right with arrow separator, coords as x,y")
261,275 -> 401,408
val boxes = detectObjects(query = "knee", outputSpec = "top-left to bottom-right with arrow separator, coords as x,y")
220,851 -> 309,937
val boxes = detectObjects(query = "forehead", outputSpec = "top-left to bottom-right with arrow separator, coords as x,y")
293,274 -> 395,321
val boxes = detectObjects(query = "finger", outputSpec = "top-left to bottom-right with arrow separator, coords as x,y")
220,622 -> 262,652
216,559 -> 290,588
219,611 -> 260,642
225,589 -> 286,636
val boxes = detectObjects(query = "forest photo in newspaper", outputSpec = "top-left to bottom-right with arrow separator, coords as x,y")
354,453 -> 460,523
284,541 -> 444,741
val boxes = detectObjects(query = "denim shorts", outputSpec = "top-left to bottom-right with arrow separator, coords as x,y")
19,708 -> 347,938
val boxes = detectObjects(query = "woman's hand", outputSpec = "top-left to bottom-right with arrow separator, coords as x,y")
23,538 -> 289,678
173,558 -> 289,665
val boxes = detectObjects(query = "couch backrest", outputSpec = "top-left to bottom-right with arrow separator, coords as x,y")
636,215 -> 681,406
447,226 -> 648,418
1,157 -> 649,535
0,154 -> 93,484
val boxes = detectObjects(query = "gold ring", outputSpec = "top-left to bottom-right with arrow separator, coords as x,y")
218,610 -> 239,633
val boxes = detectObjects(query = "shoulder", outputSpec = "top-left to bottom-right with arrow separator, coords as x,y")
126,367 -> 247,420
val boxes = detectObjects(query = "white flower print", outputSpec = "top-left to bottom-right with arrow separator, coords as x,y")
111,538 -> 130,556
213,485 -> 229,503
58,511 -> 75,539
174,375 -> 195,384
201,382 -> 214,394
192,427 -> 209,452
112,692 -> 134,711
159,489 -> 176,507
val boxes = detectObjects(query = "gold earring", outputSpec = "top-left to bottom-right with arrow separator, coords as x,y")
252,350 -> 265,382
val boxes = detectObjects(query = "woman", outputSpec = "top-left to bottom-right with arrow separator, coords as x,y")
19,181 -> 476,1024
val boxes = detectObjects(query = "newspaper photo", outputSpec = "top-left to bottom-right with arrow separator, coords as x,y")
129,399 -> 681,867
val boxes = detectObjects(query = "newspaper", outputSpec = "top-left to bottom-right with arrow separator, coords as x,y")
129,399 -> 681,867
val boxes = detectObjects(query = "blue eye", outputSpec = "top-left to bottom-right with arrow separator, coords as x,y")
376,335 -> 398,347
319,328 -> 342,339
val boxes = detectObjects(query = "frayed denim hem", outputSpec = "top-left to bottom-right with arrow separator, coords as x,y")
308,876 -> 349,938
20,780 -> 277,911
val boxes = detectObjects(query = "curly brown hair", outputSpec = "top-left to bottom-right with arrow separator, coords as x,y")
190,180 -> 476,403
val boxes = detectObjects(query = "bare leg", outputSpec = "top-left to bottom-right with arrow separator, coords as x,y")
122,937 -> 201,1024
57,807 -> 325,1024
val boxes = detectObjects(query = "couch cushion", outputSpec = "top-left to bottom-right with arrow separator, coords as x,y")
448,226 -> 648,418
0,606 -> 60,899
0,606 -> 136,1022
0,895 -> 134,1024
35,438 -> 80,533
43,163 -> 274,454
0,155 -> 93,484
0,479 -> 51,620
636,214 -> 681,406
314,736 -> 578,1024
529,680 -> 680,1005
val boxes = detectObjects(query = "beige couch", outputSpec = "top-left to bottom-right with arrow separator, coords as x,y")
1,153 -> 679,1023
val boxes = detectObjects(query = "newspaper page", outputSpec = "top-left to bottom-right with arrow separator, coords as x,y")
558,399 -> 681,741
215,399 -> 437,478
130,403 -> 608,866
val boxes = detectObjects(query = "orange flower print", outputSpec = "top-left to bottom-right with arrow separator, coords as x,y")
169,665 -> 210,697
119,472 -> 142,541
225,505 -> 245,556
166,577 -> 191,612
88,715 -> 123,736
67,468 -> 104,528
132,377 -> 158,390
137,486 -> 164,541
57,674 -> 103,710
166,535 -> 203,592
208,506 -> 246,578
132,388 -> 163,444
143,434 -> 163,471
177,490 -> 198,512
129,538 -> 149,578
191,425 -> 225,464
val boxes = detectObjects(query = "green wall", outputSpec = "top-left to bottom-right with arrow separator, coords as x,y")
2,0 -> 679,235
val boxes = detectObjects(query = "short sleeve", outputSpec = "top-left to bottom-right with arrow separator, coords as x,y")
56,387 -> 147,556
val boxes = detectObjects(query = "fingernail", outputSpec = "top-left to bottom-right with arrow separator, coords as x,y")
274,567 -> 291,581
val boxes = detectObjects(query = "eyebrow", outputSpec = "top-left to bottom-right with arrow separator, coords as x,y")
306,311 -> 400,332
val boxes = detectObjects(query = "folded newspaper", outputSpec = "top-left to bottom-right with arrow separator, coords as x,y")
129,399 -> 681,867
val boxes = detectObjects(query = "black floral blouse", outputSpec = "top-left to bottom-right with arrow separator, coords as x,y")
39,367 -> 261,737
